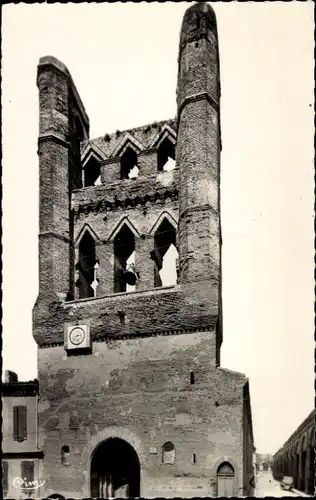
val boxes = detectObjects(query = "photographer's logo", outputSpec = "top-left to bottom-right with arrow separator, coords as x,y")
13,477 -> 45,491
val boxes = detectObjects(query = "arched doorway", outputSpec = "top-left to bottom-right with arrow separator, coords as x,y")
217,462 -> 235,496
90,437 -> 140,498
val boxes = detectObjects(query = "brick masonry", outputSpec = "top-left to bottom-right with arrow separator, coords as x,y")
32,2 -> 255,498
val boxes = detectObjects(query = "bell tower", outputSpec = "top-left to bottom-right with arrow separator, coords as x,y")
32,5 -> 254,499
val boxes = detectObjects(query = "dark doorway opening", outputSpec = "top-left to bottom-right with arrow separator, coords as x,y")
90,437 -> 140,498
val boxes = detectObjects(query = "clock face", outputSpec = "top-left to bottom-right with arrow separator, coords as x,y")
69,327 -> 85,346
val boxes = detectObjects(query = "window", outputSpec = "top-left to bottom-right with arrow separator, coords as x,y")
13,406 -> 27,442
21,461 -> 34,498
217,462 -> 234,476
192,453 -> 196,464
61,445 -> 70,466
162,442 -> 175,464
190,370 -> 195,385
120,147 -> 139,179
157,138 -> 175,172
114,224 -> 136,293
2,461 -> 8,497
153,217 -> 178,287
118,311 -> 126,326
77,231 -> 97,299
84,156 -> 101,187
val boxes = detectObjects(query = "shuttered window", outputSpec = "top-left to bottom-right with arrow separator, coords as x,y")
21,461 -> 34,498
2,461 -> 9,497
13,406 -> 27,442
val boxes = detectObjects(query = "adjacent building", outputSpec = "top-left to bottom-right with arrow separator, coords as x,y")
1,371 -> 44,499
273,409 -> 315,495
255,453 -> 273,472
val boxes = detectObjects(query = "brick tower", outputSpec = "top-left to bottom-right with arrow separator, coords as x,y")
33,3 -> 254,498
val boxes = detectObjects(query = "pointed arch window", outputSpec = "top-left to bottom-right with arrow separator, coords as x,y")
121,147 -> 139,179
114,223 -> 136,293
84,156 -> 101,187
152,217 -> 178,287
77,231 -> 97,299
157,137 -> 175,172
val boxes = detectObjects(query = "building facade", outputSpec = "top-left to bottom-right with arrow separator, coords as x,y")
273,410 -> 315,495
32,3 -> 254,498
255,453 -> 273,472
1,371 -> 44,499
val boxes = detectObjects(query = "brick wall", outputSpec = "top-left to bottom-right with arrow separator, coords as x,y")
37,333 -> 247,498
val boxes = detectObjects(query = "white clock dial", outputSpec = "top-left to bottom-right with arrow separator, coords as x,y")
69,327 -> 85,346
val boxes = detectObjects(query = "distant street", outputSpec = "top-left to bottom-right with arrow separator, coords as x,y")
255,471 -> 298,497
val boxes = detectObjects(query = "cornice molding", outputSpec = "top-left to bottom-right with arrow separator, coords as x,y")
39,232 -> 70,244
179,203 -> 219,220
38,324 -> 217,349
38,134 -> 69,149
177,92 -> 219,127
2,381 -> 39,397
2,451 -> 44,459
74,188 -> 178,218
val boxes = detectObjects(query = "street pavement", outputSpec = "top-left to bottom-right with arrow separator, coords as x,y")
255,471 -> 299,497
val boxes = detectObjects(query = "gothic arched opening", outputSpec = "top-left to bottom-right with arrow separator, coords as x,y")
77,231 -> 96,299
120,147 -> 139,179
216,462 -> 235,497
152,218 -> 178,287
157,138 -> 175,172
84,156 -> 101,187
114,224 -> 136,293
90,437 -> 140,498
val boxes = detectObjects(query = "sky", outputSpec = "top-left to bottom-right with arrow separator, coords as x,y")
2,1 -> 314,454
